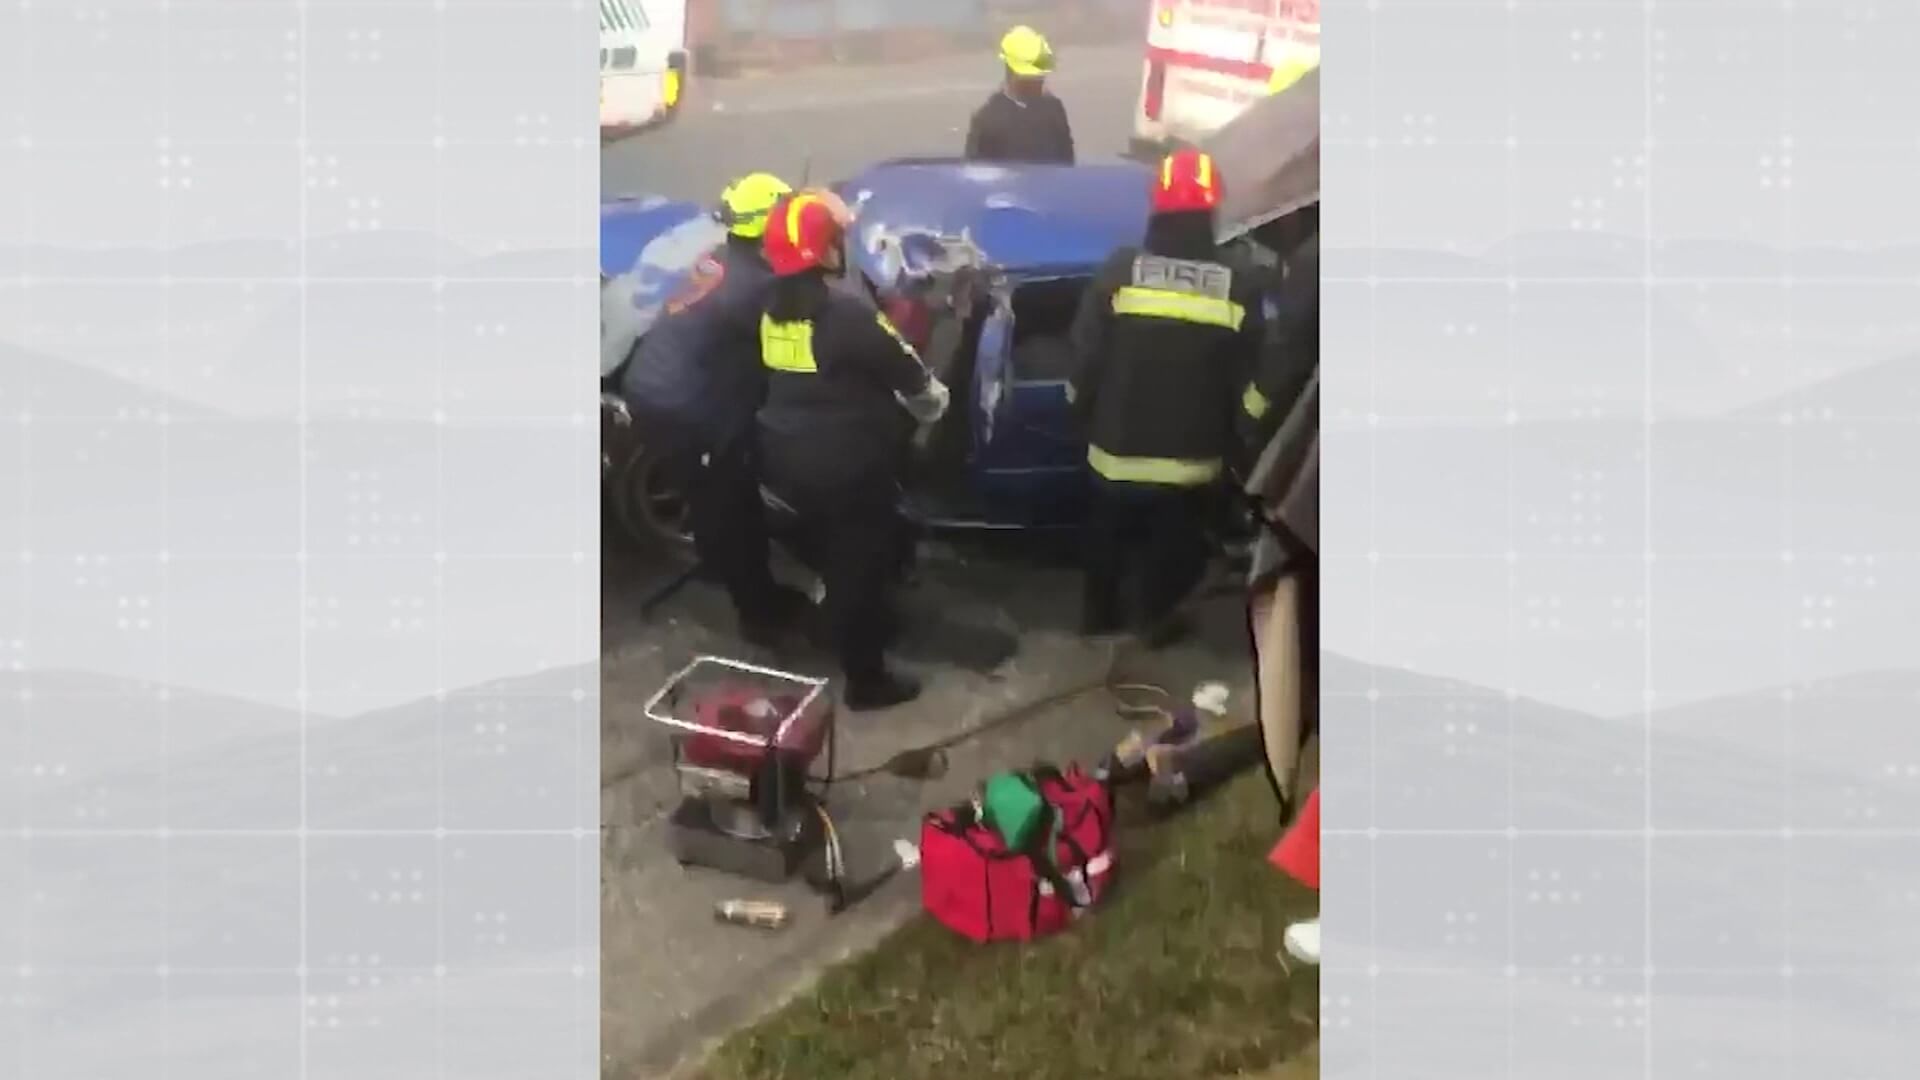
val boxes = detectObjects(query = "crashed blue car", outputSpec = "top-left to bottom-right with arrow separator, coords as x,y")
600,76 -> 1320,554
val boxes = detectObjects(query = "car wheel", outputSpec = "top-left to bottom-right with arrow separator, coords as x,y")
608,441 -> 697,561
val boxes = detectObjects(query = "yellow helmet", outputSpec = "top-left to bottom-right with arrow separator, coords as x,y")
717,172 -> 793,239
999,25 -> 1055,78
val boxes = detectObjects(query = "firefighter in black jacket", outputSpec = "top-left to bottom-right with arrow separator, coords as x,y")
619,172 -> 810,645
1068,149 -> 1267,644
1239,232 -> 1320,454
964,26 -> 1075,165
758,191 -> 952,711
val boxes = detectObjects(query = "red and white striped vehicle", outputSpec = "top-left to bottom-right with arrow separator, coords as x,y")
1131,0 -> 1320,156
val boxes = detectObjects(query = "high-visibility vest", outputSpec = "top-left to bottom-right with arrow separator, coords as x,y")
760,315 -> 818,373
761,310 -> 920,374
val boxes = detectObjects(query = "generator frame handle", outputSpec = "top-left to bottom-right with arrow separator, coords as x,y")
642,655 -> 832,750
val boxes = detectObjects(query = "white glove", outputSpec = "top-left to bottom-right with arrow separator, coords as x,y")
898,376 -> 951,426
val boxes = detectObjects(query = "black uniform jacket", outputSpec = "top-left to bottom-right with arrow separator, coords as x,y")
1068,244 -> 1268,486
964,89 -> 1075,165
758,289 -> 937,494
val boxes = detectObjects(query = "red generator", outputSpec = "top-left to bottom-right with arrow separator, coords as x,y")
643,656 -> 836,883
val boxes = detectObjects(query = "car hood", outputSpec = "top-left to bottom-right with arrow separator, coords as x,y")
833,159 -> 1154,287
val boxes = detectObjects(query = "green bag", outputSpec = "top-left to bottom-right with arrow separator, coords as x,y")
980,771 -> 1049,853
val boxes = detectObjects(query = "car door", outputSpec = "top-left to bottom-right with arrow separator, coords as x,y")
968,284 -> 1089,526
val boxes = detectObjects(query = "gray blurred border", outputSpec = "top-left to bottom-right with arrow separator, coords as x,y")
2,2 -> 598,1076
1326,2 -> 1920,1076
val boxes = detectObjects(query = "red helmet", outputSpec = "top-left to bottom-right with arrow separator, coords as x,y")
1152,149 -> 1224,215
762,191 -> 851,277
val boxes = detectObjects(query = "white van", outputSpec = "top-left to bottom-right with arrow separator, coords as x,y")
600,0 -> 689,134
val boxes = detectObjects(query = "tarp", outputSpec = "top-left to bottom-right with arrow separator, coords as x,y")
1202,66 -> 1321,240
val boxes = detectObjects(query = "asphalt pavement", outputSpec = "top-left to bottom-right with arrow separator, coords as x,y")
600,43 -> 1144,204
598,44 -> 1260,1079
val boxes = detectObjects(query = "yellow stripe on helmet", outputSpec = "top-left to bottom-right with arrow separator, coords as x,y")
782,193 -> 822,247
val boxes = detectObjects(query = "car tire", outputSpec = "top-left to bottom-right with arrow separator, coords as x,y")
606,438 -> 698,563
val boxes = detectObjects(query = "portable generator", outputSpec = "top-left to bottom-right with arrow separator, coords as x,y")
643,656 -> 838,884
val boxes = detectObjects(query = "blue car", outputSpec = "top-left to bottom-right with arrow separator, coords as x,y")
600,79 -> 1320,554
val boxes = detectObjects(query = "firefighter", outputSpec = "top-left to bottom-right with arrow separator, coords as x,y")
618,172 -> 810,646
964,25 -> 1075,165
757,191 -> 951,711
1239,232 -> 1319,454
1068,149 -> 1267,645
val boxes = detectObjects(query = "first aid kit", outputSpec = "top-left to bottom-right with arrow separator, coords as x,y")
919,764 -> 1115,943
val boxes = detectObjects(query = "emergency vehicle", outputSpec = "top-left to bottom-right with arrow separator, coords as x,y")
1131,0 -> 1319,155
600,0 -> 690,134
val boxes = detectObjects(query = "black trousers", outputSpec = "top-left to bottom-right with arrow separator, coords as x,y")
686,434 -> 790,628
1082,478 -> 1216,629
643,411 -> 785,628
767,467 -> 906,684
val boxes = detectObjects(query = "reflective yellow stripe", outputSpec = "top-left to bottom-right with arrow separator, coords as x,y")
1269,56 -> 1317,95
1088,445 -> 1222,486
874,312 -> 921,359
781,193 -> 823,248
760,315 -> 817,373
1112,286 -> 1245,330
1243,384 -> 1271,420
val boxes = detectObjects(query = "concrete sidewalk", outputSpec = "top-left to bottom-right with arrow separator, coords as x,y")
599,547 -> 1254,1078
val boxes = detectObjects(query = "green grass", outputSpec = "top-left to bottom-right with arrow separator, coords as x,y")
693,771 -> 1320,1080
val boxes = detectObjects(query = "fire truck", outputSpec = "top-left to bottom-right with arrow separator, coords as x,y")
1130,0 -> 1320,156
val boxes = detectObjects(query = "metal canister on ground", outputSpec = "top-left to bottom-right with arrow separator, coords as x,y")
715,899 -> 791,931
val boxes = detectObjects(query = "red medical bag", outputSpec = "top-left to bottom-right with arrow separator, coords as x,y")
919,765 -> 1115,943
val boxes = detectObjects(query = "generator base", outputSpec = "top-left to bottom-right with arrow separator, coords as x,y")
665,799 -> 820,885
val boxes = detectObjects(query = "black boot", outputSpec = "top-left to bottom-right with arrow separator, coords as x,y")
845,668 -> 922,712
